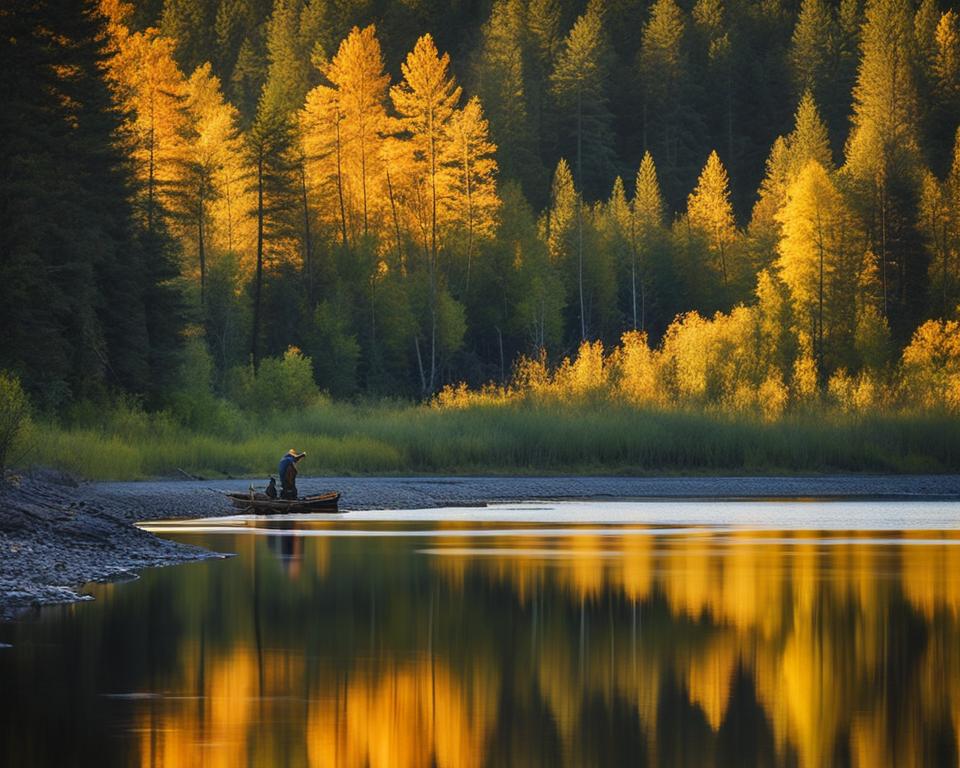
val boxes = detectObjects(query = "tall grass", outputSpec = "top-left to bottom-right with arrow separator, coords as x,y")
21,398 -> 960,480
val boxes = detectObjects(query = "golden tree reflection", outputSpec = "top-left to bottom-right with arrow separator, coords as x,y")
127,526 -> 960,767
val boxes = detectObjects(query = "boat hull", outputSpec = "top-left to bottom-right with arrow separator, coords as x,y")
226,491 -> 341,514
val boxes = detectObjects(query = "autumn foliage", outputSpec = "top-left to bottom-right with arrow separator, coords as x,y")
4,0 -> 960,421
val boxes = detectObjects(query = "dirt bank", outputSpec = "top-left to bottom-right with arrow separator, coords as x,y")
3,472 -> 960,620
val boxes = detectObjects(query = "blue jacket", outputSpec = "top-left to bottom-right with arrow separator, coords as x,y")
278,454 -> 298,488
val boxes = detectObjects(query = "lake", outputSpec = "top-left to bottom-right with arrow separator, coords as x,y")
2,500 -> 960,767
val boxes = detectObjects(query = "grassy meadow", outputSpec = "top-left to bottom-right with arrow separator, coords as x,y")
19,398 -> 960,481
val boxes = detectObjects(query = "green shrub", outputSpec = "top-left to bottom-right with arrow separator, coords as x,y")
0,372 -> 30,471
228,347 -> 321,414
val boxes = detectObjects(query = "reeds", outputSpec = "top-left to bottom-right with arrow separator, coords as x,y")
23,399 -> 960,480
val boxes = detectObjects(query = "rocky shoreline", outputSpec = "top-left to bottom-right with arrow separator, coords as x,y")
3,472 -> 960,620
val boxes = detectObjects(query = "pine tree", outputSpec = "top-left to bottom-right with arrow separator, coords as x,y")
929,11 -> 960,174
214,0 -> 254,79
833,0 -> 863,148
549,1 -> 615,340
259,0 -> 313,116
638,0 -> 700,207
160,0 -> 216,73
245,105 -> 297,368
604,176 -> 632,330
543,159 -> 576,338
920,130 -> 960,317
935,11 -> 960,107
844,0 -> 925,339
692,0 -> 737,177
549,0 -> 615,201
687,150 -> 736,286
525,0 -> 563,178
301,75 -> 349,246
751,136 -> 793,242
490,183 -> 563,355
2,0 -> 184,403
914,0 -> 939,73
470,0 -> 540,197
846,0 -> 922,175
545,158 -> 577,265
789,0 -> 833,105
229,34 -> 267,119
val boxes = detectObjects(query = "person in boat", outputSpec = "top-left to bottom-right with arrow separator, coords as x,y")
278,449 -> 306,500
265,477 -> 277,499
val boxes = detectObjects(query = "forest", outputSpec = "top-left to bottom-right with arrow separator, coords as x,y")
2,0 -> 960,475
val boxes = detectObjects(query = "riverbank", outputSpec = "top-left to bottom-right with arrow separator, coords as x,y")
3,472 -> 960,620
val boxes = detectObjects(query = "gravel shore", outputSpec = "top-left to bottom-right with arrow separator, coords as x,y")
3,472 -> 960,619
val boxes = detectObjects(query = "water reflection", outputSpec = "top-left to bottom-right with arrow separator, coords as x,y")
3,511 -> 960,766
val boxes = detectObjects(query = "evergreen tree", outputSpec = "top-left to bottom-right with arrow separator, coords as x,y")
638,0 -> 700,208
229,34 -> 268,119
470,0 -> 541,198
543,158 -> 579,341
844,0 -> 925,341
549,0 -> 615,201
604,176 -> 634,332
789,0 -> 833,107
245,105 -> 297,368
525,0 -> 563,180
2,0 -> 183,404
920,130 -> 960,318
160,0 -> 216,73
691,0 -> 737,179
790,91 -> 834,175
260,0 -> 315,116
929,10 -> 960,175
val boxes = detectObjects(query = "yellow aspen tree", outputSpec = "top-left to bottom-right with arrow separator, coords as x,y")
181,63 -> 243,303
687,150 -> 737,284
631,151 -> 665,330
750,92 -> 832,248
440,96 -> 500,293
391,33 -> 462,265
101,17 -> 192,235
379,129 -> 414,272
390,33 -> 462,394
301,67 -> 350,246
544,158 -> 577,266
776,160 -> 863,377
605,176 -> 634,325
322,25 -> 391,241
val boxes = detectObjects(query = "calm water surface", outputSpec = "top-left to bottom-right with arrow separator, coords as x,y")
3,500 -> 960,767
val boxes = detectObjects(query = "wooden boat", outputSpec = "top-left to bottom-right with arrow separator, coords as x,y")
226,490 -> 341,514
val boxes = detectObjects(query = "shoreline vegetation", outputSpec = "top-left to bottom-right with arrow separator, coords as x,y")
27,406 -> 960,481
8,331 -> 959,482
